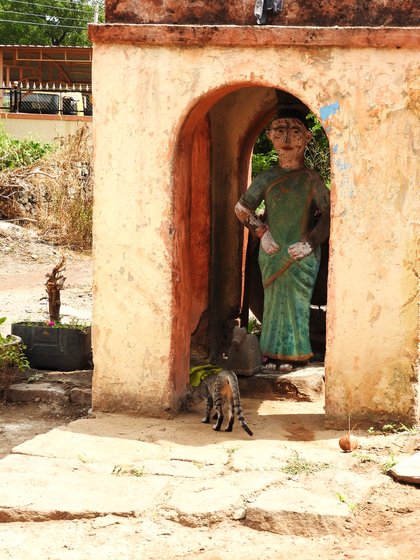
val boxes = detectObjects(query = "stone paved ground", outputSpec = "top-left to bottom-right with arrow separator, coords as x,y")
1,227 -> 419,558
0,397 -> 419,559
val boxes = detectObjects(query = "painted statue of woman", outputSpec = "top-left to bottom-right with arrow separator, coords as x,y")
235,110 -> 330,366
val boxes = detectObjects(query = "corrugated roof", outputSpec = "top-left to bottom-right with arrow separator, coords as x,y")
1,45 -> 92,86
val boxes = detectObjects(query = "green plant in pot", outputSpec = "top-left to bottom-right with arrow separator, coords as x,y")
0,317 -> 30,402
11,257 -> 92,371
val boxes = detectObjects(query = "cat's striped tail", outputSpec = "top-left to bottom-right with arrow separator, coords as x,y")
228,370 -> 253,436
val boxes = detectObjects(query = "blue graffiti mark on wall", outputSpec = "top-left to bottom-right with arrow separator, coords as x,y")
332,144 -> 338,154
336,159 -> 352,172
320,101 -> 340,122
334,157 -> 353,197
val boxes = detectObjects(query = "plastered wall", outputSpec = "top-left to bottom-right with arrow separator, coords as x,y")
91,40 -> 419,425
0,113 -> 91,142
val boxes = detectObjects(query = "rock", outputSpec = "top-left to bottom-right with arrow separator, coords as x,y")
389,452 -> 420,485
0,454 -> 169,522
225,326 -> 262,376
7,383 -> 68,404
238,366 -> 324,402
245,487 -> 351,536
69,387 -> 92,406
165,479 -> 243,526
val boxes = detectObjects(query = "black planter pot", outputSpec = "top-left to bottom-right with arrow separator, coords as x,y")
11,322 -> 92,371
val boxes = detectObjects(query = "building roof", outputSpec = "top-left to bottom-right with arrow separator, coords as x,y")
1,45 -> 92,87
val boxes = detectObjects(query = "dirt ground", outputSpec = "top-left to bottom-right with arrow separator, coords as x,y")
0,400 -> 87,459
0,221 -> 92,337
1,223 -> 419,559
0,221 -> 93,456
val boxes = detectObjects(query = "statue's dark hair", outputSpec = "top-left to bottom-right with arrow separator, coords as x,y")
270,108 -> 311,130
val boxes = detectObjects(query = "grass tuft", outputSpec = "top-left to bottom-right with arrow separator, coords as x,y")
280,451 -> 330,476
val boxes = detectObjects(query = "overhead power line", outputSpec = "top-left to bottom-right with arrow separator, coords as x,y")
3,9 -> 91,24
5,0 -> 98,15
0,17 -> 86,29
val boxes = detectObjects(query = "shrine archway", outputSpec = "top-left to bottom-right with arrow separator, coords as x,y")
89,23 -> 419,427
171,84 -> 330,381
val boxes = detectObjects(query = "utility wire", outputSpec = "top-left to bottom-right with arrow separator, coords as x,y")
0,17 -> 86,29
4,0 -> 99,15
2,10 -> 91,24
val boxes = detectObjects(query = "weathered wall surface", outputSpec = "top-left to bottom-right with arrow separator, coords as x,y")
208,87 -> 277,355
91,48 -> 177,414
90,33 -> 419,424
106,0 -> 419,26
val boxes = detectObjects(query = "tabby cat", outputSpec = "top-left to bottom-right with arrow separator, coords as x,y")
187,369 -> 253,436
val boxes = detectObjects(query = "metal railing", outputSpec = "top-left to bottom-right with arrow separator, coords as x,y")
1,82 -> 92,117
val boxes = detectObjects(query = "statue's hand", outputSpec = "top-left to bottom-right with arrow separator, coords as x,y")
261,230 -> 280,255
288,241 -> 313,260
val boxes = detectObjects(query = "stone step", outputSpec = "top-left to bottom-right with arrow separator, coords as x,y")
238,366 -> 324,402
7,366 -> 324,406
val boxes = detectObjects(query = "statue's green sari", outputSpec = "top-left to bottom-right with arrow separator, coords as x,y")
240,165 -> 329,361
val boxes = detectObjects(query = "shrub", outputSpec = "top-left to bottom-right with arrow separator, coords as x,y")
0,125 -> 93,250
0,125 -> 54,171
0,317 -> 30,402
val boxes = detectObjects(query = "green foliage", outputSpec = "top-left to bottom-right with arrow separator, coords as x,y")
254,130 -> 273,155
251,129 -> 277,177
247,317 -> 261,336
381,452 -> 398,474
55,319 -> 90,332
304,113 -> 331,187
0,126 -> 93,250
367,423 -> 420,436
18,319 -> 90,333
0,0 -> 105,46
0,125 -> 54,171
353,453 -> 376,464
336,492 -> 357,513
0,318 -> 30,372
251,113 -> 331,187
251,150 -> 278,177
112,464 -> 144,477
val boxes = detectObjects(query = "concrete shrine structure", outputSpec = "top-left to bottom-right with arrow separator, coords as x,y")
88,1 -> 419,427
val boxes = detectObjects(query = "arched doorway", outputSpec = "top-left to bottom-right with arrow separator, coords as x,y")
171,84 -> 330,389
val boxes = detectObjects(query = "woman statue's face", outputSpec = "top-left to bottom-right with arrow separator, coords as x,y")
267,118 -> 312,168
